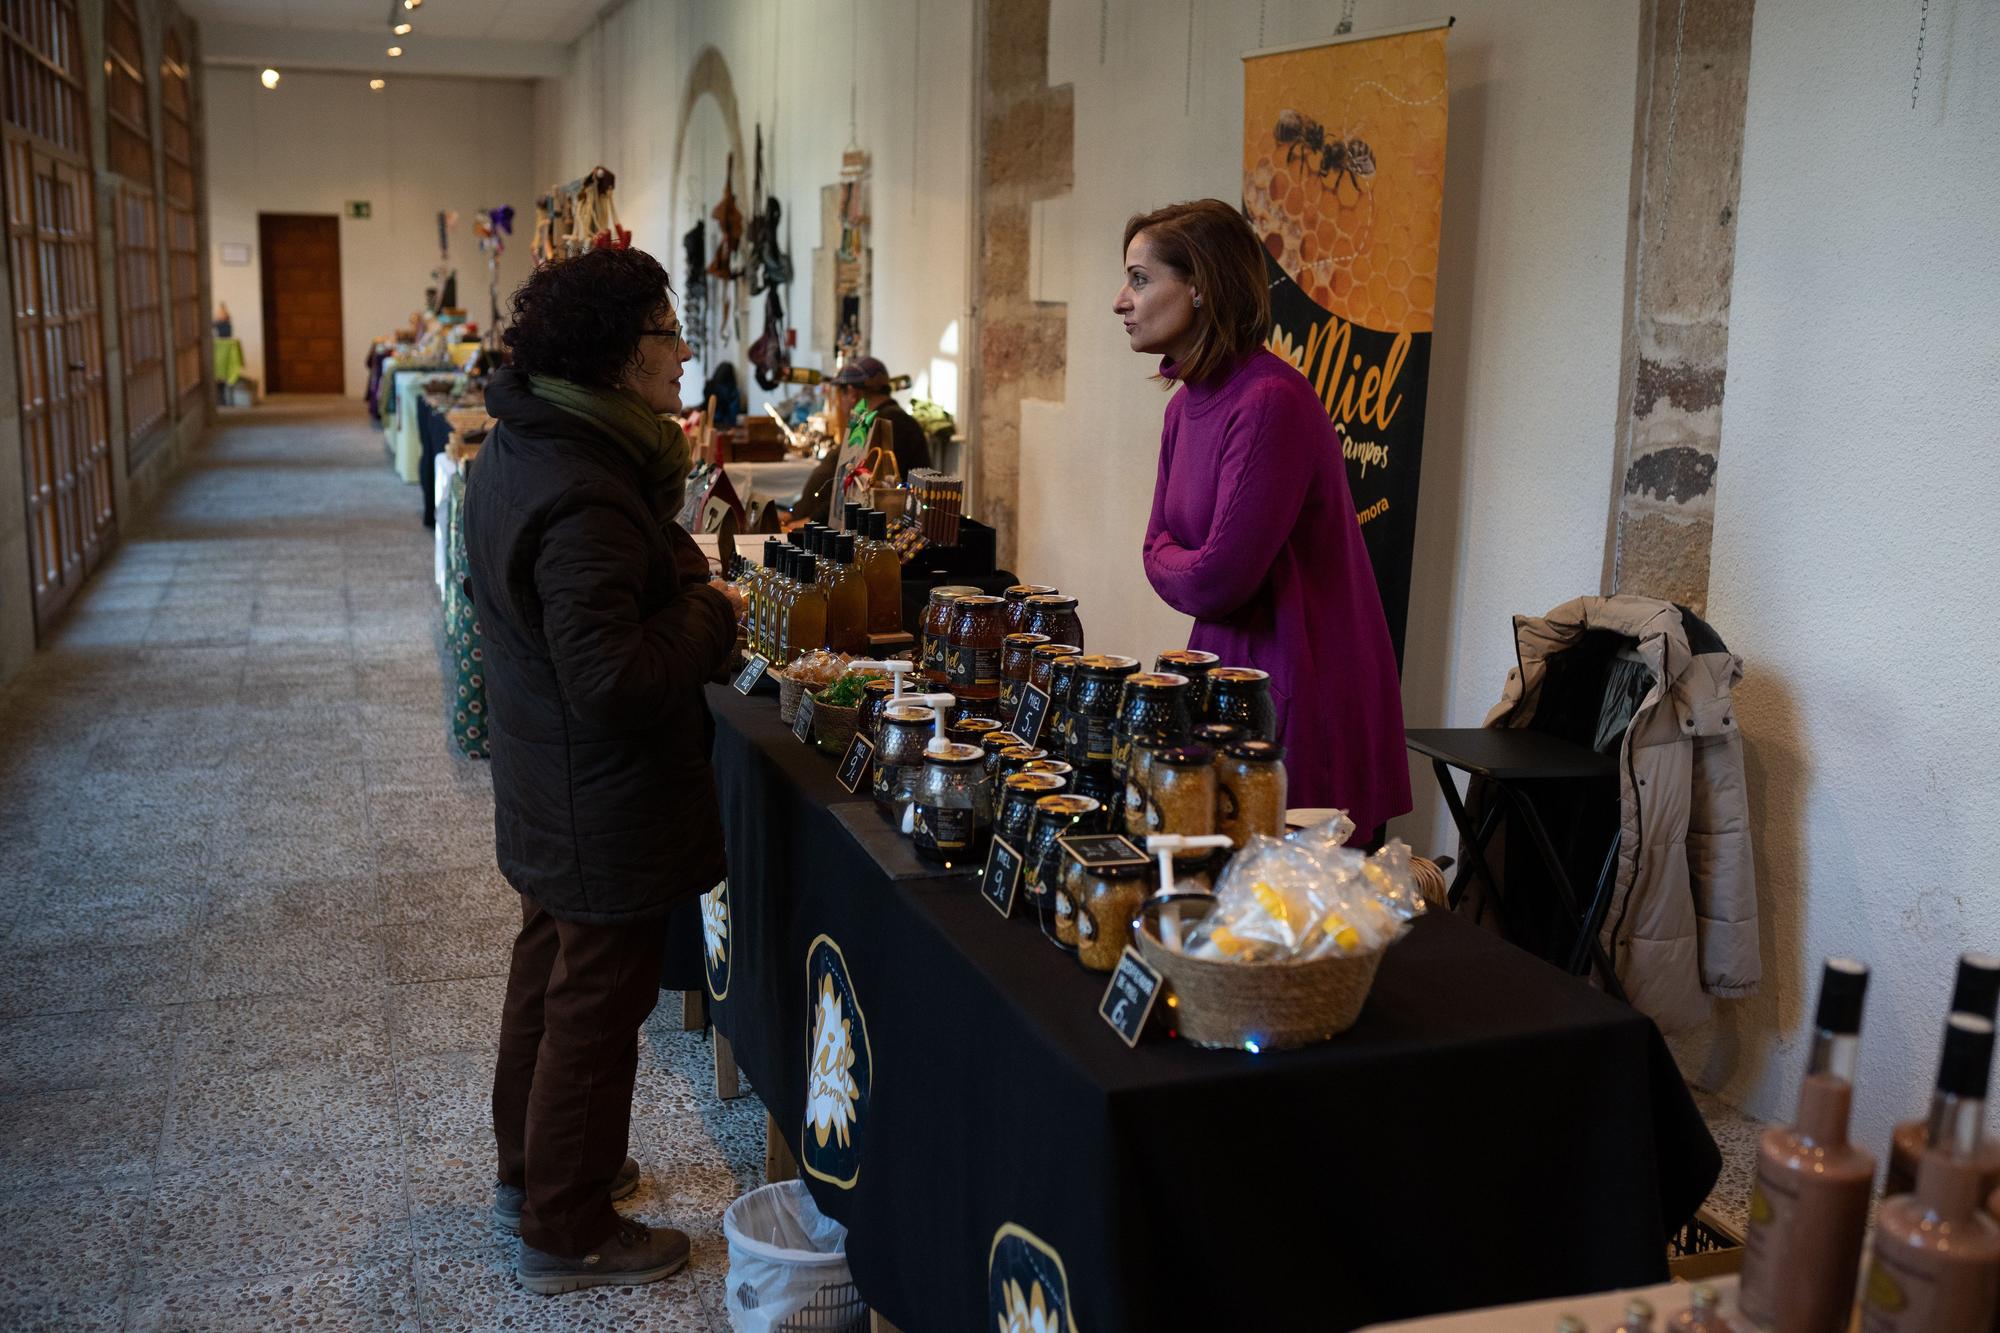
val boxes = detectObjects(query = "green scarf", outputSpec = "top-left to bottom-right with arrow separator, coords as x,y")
528,374 -> 691,525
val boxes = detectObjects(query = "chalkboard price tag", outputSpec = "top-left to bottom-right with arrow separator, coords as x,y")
1012,684 -> 1051,746
981,838 -> 1024,918
835,731 -> 875,793
792,692 -> 817,743
1099,947 -> 1164,1048
1057,833 -> 1150,872
733,655 -> 770,694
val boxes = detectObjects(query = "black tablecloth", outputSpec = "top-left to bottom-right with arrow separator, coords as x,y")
695,683 -> 1719,1332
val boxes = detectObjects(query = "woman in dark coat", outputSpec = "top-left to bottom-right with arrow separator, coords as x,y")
464,246 -> 741,1293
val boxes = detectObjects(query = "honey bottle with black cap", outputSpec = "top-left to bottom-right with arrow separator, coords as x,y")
1887,952 -> 2000,1198
1863,1013 -> 2000,1332
1736,958 -> 1875,1333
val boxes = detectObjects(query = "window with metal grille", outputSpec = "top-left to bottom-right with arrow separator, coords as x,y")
161,26 -> 199,402
1,0 -> 117,632
106,0 -> 165,459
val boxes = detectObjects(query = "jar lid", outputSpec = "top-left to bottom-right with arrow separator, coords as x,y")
863,677 -> 896,695
1158,650 -> 1221,667
954,594 -> 1005,610
1035,793 -> 1101,814
1023,759 -> 1073,775
926,742 -> 986,766
1123,671 -> 1189,691
1004,584 -> 1057,600
1004,632 -> 1051,648
1076,654 -> 1140,674
1207,667 -> 1271,684
927,585 -> 980,604
882,704 -> 935,725
982,731 -> 1027,753
1157,744 -> 1214,767
1224,739 -> 1286,763
1023,593 -> 1079,608
999,746 -> 1048,763
1084,861 -> 1148,881
1004,771 -> 1066,793
1032,642 -> 1081,660
951,718 -> 1002,737
1193,722 -> 1245,744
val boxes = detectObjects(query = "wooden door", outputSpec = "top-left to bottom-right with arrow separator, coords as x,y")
258,213 -> 343,393
2,0 -> 116,633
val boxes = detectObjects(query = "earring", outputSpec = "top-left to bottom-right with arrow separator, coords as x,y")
1193,296 -> 1202,307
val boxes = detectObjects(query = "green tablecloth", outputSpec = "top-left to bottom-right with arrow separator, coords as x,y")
213,337 -> 244,386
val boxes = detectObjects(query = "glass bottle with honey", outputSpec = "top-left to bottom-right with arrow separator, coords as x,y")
784,554 -> 828,663
823,533 -> 868,654
859,509 -> 903,635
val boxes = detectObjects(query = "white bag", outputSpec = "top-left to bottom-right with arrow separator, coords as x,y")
722,1181 -> 859,1333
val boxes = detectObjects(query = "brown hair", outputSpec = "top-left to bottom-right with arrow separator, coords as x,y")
1122,199 -> 1271,384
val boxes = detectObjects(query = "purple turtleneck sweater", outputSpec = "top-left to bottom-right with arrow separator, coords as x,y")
1143,347 -> 1411,833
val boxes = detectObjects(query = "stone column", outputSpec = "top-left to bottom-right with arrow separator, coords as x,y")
1608,0 -> 1754,615
970,0 -> 1072,569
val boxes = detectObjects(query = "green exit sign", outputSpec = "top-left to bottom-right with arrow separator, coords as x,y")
347,201 -> 372,219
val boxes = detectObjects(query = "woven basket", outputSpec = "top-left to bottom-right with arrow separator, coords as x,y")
1135,898 -> 1384,1051
776,671 -> 809,725
811,695 -> 860,757
1410,855 -> 1449,911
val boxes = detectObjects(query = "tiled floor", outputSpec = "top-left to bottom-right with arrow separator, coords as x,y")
0,398 -> 759,1331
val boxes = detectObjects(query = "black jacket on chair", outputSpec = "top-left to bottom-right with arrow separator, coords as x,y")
464,369 -> 736,923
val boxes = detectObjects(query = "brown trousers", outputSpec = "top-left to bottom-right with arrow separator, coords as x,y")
492,893 -> 669,1256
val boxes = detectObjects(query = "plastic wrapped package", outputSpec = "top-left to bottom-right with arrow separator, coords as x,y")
1180,835 -> 1426,964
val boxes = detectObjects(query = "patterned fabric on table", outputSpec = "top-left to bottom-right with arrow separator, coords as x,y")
443,473 -> 491,758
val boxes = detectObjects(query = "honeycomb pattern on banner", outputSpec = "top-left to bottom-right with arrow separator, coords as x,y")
1243,32 -> 1447,334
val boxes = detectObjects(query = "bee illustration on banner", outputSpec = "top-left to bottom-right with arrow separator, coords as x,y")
1275,108 -> 1377,203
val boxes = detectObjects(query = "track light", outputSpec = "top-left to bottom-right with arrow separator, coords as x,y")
369,78 -> 386,90
386,45 -> 403,57
259,68 -> 280,89
393,22 -> 411,35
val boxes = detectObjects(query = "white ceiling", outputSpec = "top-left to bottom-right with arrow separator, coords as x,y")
178,0 -> 608,47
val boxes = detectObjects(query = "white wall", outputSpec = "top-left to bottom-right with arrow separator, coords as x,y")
204,67 -> 539,396
1674,0 -> 2000,1150
531,0 -> 973,428
1022,0 -> 1642,854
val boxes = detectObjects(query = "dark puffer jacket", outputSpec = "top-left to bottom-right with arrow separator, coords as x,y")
464,369 -> 736,923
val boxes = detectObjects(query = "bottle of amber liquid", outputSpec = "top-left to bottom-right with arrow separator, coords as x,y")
824,533 -> 868,654
859,509 -> 903,635
1862,1014 -> 2000,1332
784,555 -> 827,662
754,540 -> 782,661
1887,953 -> 2000,1199
1737,957 -> 1875,1333
770,547 -> 800,667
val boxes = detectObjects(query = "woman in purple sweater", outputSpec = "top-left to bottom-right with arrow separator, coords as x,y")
1117,199 -> 1411,838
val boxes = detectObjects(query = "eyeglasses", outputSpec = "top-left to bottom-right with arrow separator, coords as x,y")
641,327 -> 686,345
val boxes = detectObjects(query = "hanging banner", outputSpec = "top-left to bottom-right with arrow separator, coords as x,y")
1243,22 -> 1448,663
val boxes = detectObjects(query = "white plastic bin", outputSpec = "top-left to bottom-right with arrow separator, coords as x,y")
722,1180 -> 869,1333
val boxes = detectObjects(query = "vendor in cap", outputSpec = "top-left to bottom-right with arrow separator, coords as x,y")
790,355 -> 932,525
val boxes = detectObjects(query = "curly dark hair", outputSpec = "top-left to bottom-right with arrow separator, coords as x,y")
501,247 -> 674,388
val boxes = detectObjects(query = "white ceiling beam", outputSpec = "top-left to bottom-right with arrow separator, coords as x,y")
199,21 -> 567,81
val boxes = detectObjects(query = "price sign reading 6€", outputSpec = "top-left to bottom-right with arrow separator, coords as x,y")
1099,947 -> 1164,1048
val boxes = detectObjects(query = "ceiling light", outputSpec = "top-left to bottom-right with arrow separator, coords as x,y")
369,78 -> 386,90
386,45 -> 403,57
392,22 -> 411,35
404,0 -> 421,9
259,68 -> 280,89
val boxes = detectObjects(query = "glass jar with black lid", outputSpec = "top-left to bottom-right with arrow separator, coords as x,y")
920,585 -> 980,676
1202,667 -> 1277,741
911,742 -> 993,866
874,704 -> 938,823
996,770 -> 1067,850
1066,655 -> 1141,768
1111,671 -> 1193,787
1155,650 -> 1221,714
1021,594 -> 1085,654
1044,653 -> 1086,759
999,633 -> 1049,717
1002,584 -> 1058,636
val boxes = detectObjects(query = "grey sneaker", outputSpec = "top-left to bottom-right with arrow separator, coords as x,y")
492,1156 -> 641,1234
516,1216 -> 690,1295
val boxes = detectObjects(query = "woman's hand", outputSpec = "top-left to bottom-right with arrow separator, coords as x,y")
710,577 -> 746,621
